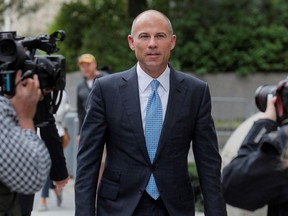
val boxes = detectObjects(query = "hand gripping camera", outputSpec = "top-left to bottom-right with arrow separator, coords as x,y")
255,78 -> 288,125
0,30 -> 66,114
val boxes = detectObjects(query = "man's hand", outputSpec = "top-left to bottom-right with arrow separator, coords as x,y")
10,70 -> 42,130
53,176 -> 70,189
77,134 -> 80,145
263,94 -> 277,121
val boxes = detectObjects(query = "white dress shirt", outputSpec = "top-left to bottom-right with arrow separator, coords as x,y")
136,63 -> 170,131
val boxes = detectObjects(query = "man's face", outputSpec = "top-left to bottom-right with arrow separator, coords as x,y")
78,62 -> 97,80
128,13 -> 176,77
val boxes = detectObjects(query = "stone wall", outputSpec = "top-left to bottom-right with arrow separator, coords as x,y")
198,72 -> 288,148
198,72 -> 287,104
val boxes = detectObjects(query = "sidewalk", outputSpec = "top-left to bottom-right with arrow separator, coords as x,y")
31,179 -> 204,216
31,179 -> 75,216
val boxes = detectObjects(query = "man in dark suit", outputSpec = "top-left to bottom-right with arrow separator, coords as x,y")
75,9 -> 227,216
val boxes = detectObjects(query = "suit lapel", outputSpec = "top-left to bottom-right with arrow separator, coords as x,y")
154,68 -> 187,161
119,67 -> 151,164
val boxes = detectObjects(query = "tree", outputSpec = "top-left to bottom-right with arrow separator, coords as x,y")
128,0 -> 147,18
149,0 -> 170,15
50,0 -> 288,74
50,0 -> 134,72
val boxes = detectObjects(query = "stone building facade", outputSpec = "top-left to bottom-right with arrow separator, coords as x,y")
9,0 -> 71,36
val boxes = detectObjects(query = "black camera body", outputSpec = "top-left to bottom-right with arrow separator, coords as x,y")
255,78 -> 288,125
0,30 -> 66,96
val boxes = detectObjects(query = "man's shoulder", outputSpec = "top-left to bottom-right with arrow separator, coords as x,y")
99,67 -> 135,81
0,96 -> 12,111
98,70 -> 110,77
173,69 -> 206,86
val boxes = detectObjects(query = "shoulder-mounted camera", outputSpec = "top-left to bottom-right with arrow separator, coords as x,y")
0,30 -> 66,116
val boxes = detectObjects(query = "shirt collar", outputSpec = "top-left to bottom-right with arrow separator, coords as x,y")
137,63 -> 170,93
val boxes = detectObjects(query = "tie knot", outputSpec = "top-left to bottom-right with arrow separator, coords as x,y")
151,79 -> 160,91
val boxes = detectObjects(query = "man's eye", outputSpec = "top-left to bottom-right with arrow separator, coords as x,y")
156,34 -> 165,39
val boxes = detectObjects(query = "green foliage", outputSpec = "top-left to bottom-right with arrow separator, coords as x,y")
49,0 -> 134,72
171,0 -> 288,75
50,0 -> 288,75
49,2 -> 88,71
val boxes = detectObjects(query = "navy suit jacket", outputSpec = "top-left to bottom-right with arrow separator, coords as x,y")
75,65 -> 227,216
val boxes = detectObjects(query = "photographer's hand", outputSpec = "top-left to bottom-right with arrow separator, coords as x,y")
263,94 -> 277,121
10,70 -> 42,130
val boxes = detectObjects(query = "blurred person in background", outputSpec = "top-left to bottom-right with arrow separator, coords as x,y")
223,94 -> 288,216
0,71 -> 51,215
37,90 -> 71,211
76,53 -> 108,184
20,90 -> 69,216
76,53 -> 108,144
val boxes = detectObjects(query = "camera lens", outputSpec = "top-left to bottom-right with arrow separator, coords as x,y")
0,39 -> 17,62
255,84 -> 276,112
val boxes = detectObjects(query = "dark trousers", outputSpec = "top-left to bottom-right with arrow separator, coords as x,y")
19,194 -> 34,216
132,192 -> 169,216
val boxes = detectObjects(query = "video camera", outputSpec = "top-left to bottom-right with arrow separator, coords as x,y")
0,30 -> 66,115
255,78 -> 288,125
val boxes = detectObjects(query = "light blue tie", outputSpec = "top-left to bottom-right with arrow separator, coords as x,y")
145,79 -> 162,199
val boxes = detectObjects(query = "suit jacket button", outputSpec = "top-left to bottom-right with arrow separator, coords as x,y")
138,190 -> 143,194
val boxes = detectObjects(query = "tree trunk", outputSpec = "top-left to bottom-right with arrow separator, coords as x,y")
128,0 -> 147,18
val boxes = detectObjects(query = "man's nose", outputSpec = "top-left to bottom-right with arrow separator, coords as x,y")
148,37 -> 157,48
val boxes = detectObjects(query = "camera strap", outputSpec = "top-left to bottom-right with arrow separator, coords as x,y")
51,89 -> 63,114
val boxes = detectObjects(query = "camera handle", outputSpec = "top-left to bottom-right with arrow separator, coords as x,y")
14,70 -> 33,86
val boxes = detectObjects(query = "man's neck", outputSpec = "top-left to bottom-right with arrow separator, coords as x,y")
87,70 -> 99,80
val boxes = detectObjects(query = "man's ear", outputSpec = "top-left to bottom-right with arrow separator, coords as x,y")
170,35 -> 177,50
128,35 -> 135,51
